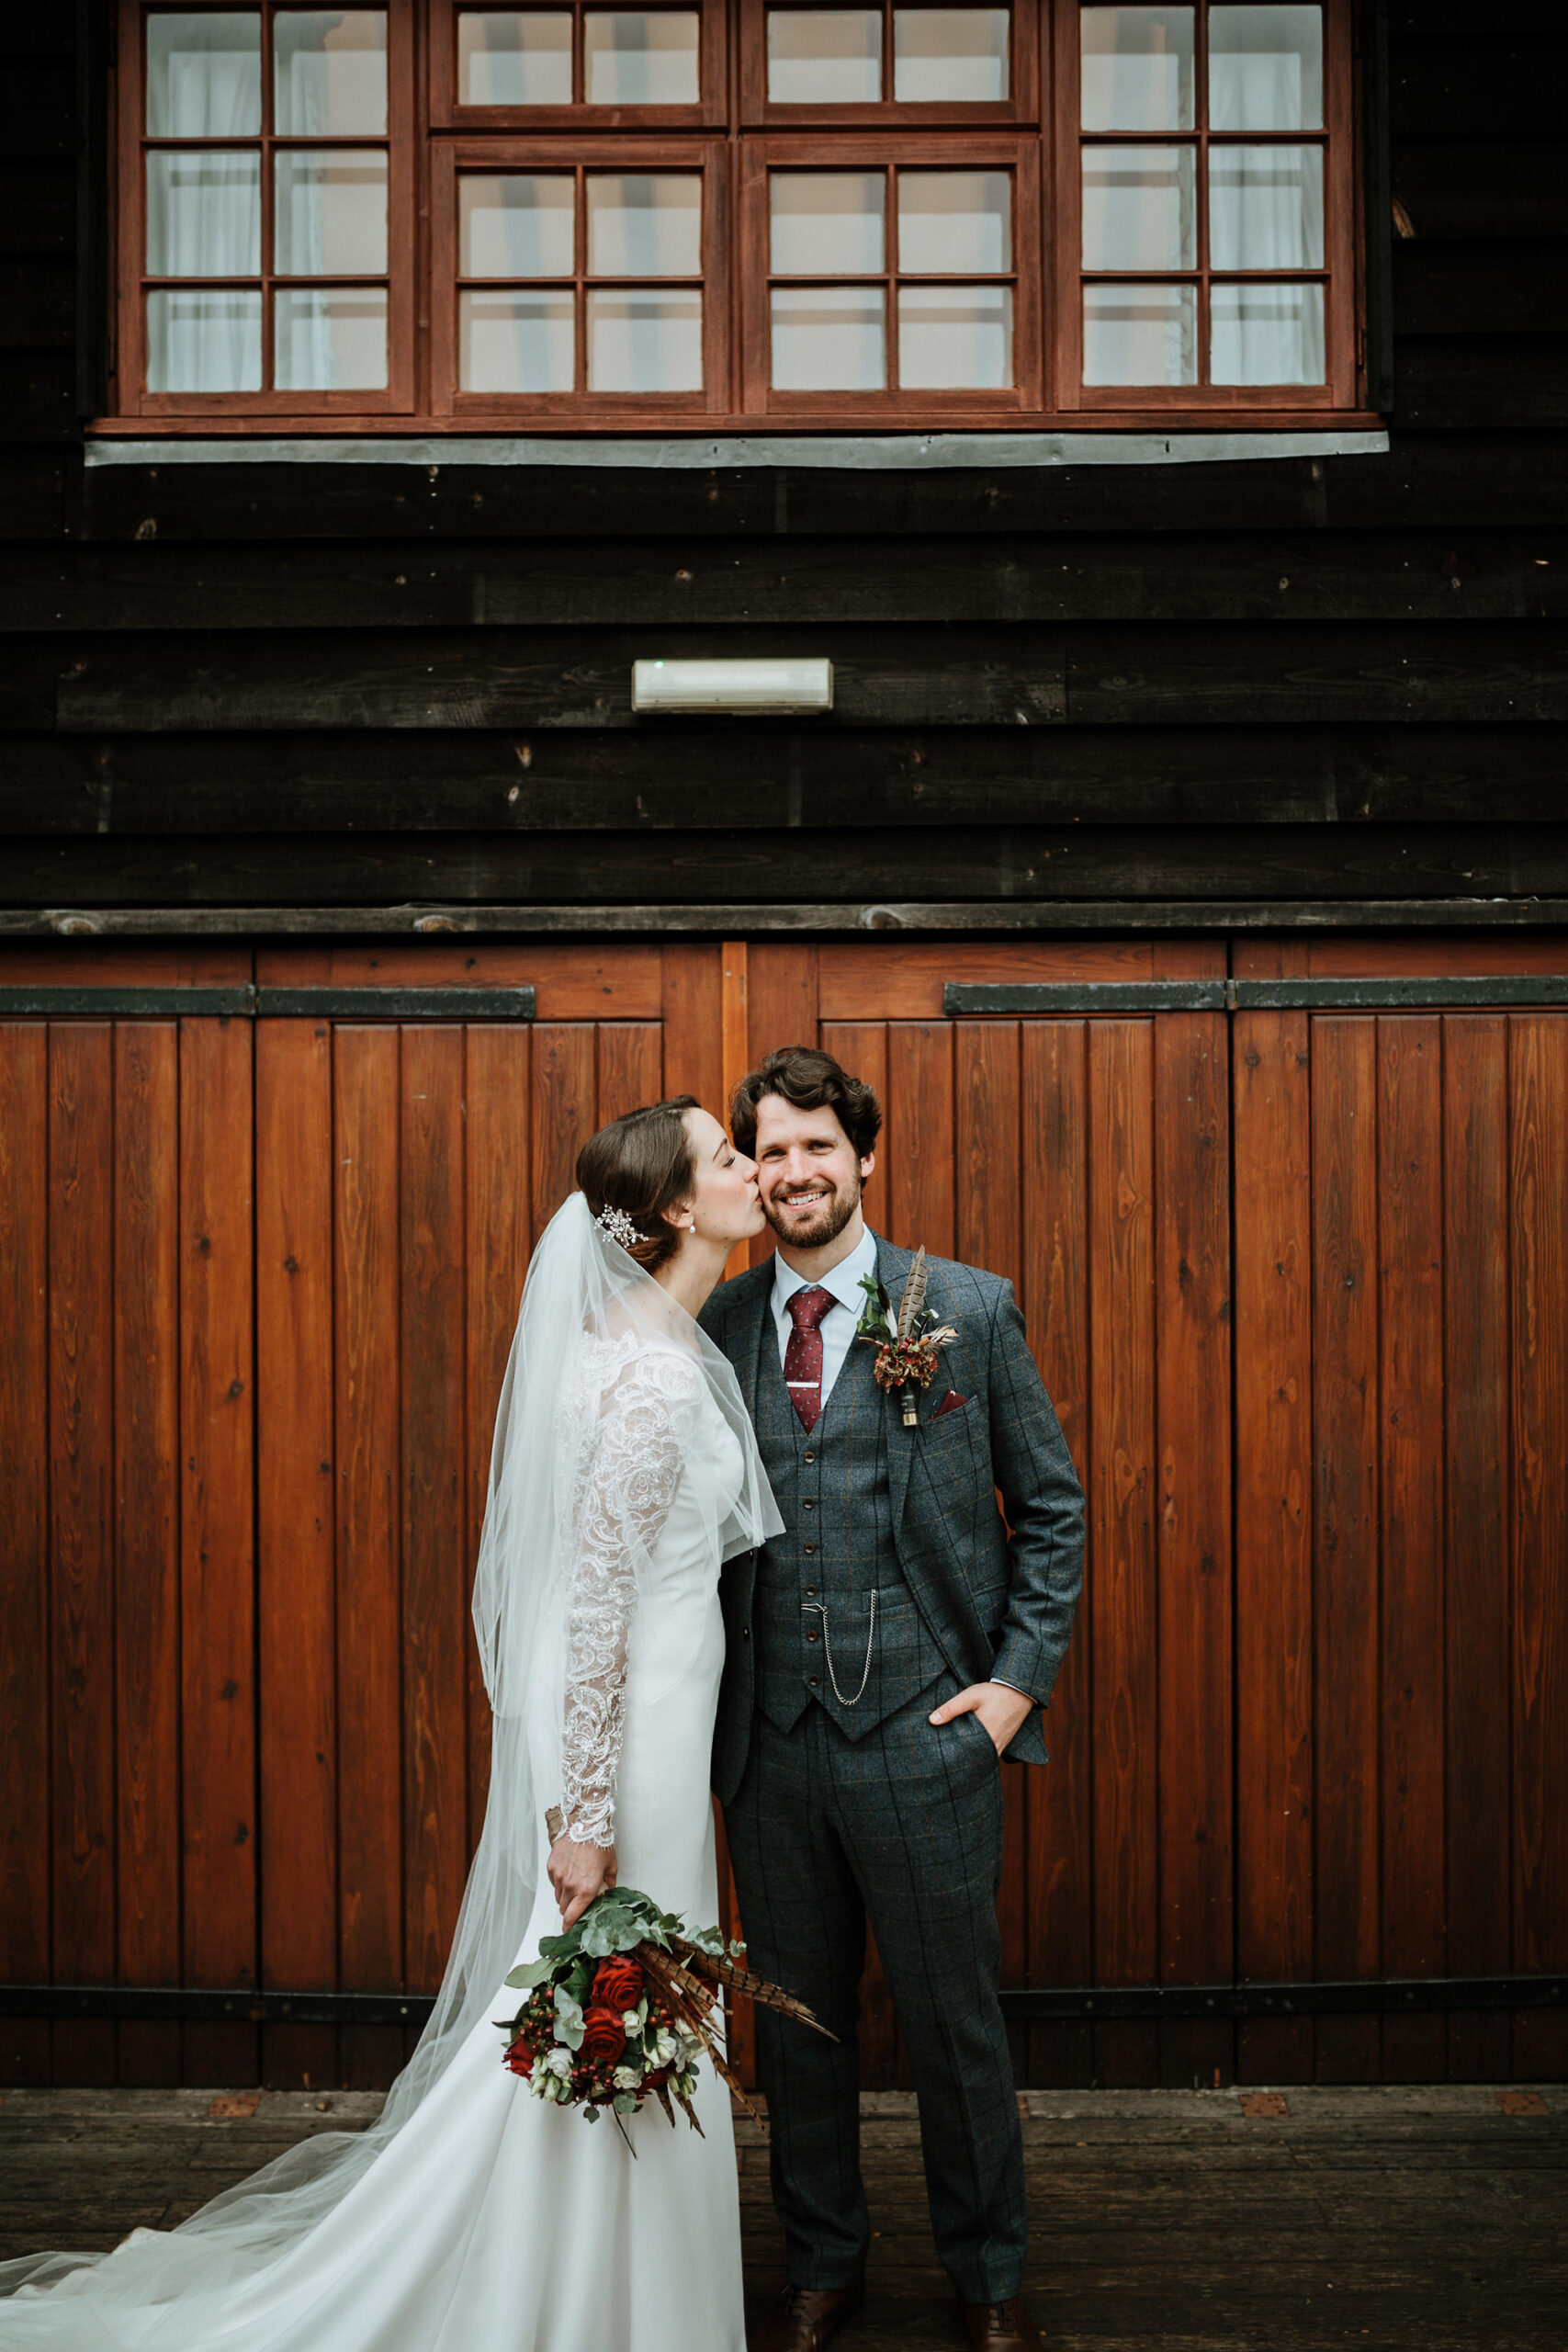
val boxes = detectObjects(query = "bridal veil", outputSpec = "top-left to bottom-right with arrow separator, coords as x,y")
0,1191 -> 778,2344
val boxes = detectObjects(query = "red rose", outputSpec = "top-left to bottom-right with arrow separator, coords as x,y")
504,2035 -> 535,2077
580,2007 -> 626,2067
593,1957 -> 644,2014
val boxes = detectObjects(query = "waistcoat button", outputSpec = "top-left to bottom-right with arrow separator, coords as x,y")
805,1584 -> 817,1597
804,1451 -> 815,1464
804,1542 -> 816,1554
803,1498 -> 814,1508
806,1628 -> 819,1643
807,1675 -> 819,1687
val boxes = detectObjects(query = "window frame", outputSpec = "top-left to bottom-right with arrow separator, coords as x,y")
429,0 -> 728,131
739,0 -> 1040,129
116,0 -> 418,419
102,0 -> 1378,435
739,133 -> 1043,418
430,134 -> 732,418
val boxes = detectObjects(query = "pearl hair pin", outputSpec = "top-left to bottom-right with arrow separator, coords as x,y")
595,1204 -> 641,1250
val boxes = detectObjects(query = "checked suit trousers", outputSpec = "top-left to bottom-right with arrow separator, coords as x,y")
723,1680 -> 1027,2304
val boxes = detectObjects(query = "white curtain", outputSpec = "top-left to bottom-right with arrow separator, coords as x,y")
145,12 -> 262,391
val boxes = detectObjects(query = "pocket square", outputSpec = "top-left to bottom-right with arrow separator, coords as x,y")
931,1388 -> 970,1421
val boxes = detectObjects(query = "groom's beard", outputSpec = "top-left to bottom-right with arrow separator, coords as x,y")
761,1170 -> 861,1251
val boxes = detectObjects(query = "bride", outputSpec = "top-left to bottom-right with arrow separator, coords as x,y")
0,1095 -> 782,2352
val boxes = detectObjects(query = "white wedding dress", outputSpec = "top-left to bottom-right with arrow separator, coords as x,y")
1,1201 -> 782,2352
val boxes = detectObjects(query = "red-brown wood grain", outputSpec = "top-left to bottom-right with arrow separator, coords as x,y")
113,1023 -> 182,2088
49,1023 -> 116,2086
400,1026 -> 469,1996
1377,1017 -> 1447,2082
1020,1020 -> 1093,2087
530,1024 -> 596,1240
0,1023 -> 50,2087
1087,1022 -> 1157,1994
820,1023 -> 887,1239
884,1023 -> 956,1261
179,1015 -> 258,2084
1233,1010 -> 1314,2076
1509,1017 -> 1568,1983
333,1025 -> 406,2087
1310,1015 -> 1382,2084
1441,1016 -> 1512,2081
256,1019 -> 339,2090
464,1024 -> 533,1859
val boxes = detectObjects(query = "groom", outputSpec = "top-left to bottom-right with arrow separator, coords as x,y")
701,1046 -> 1085,2352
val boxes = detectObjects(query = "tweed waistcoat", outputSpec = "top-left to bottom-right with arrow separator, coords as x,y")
750,1299 -> 949,1740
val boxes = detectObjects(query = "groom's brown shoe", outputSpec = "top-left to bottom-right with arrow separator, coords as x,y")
749,2278 -> 865,2351
959,2297 -> 1043,2349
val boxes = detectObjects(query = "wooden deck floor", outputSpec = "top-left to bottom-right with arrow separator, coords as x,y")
1,2084 -> 1563,2349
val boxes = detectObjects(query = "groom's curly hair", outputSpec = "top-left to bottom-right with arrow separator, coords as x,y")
729,1046 -> 883,1161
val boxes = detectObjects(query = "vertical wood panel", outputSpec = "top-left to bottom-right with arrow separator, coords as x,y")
1311,1016 -> 1381,2083
256,1021 -> 338,2088
597,1023 -> 664,1127
464,1025 -> 532,1857
1088,1023 -> 1158,2017
745,944 -> 818,1266
954,1021 -> 1028,2007
530,1025 -> 596,1240
1154,1012 -> 1234,2086
0,1026 -> 50,2086
1233,1012 -> 1314,2082
400,1027 -> 468,1996
1021,1022 -> 1092,2087
1377,1018 -> 1446,2080
1510,1016 -> 1568,1982
334,1026 -> 404,2086
820,1022 -> 887,1239
1441,1017 -> 1512,2080
179,1016 -> 257,2084
661,943 -> 724,1118
884,1023 -> 955,1260
113,1023 -> 181,2087
50,1023 -> 116,2086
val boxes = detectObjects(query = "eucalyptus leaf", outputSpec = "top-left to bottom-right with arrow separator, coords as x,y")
504,1955 -> 557,1991
613,2093 -> 637,2116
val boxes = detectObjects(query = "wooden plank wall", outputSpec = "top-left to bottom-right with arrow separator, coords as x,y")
1,11 -> 1567,919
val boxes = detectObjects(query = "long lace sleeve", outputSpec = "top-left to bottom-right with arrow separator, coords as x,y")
559,1348 -> 704,1847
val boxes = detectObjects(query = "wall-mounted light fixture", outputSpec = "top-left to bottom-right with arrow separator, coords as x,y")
631,657 -> 833,715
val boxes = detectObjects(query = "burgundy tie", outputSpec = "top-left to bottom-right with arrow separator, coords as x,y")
784,1286 -> 835,1434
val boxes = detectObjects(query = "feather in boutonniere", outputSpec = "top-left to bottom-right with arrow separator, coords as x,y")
855,1247 -> 959,1428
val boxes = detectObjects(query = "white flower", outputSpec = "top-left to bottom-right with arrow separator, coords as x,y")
621,2010 -> 641,2035
613,2065 -> 640,2090
546,2047 -> 572,2079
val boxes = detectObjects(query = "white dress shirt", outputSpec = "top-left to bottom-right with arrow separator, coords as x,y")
770,1224 -> 1030,1712
770,1224 -> 879,1412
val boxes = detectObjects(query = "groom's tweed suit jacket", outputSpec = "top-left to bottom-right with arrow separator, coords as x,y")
701,1236 -> 1085,1805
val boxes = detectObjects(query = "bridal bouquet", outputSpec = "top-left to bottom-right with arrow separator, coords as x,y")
498,1884 -> 830,2141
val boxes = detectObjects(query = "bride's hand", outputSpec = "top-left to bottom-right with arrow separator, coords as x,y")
548,1833 -> 616,1928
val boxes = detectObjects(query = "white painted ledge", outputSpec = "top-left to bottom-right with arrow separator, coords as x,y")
85,427 -> 1388,470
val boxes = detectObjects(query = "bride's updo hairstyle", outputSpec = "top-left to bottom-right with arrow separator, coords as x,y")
576,1094 -> 702,1272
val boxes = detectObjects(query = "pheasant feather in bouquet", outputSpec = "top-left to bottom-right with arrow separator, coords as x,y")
498,1844 -> 833,2143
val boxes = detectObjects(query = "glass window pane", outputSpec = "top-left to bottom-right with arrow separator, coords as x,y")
274,11 -> 387,134
276,151 -> 388,276
146,288 -> 262,390
897,170 -> 1010,274
586,175 -> 701,276
898,281 -> 1011,386
1209,142 -> 1322,268
1081,142 -> 1195,269
1082,279 -> 1196,382
1210,6 -> 1322,130
460,175 -> 575,277
586,289 -> 703,389
146,11 -> 260,136
772,284 -> 886,387
893,9 -> 1009,102
457,11 -> 574,104
1211,278 -> 1323,381
276,286 -> 388,387
771,173 -> 885,275
584,12 -> 700,102
146,152 -> 260,277
1080,6 -> 1193,130
460,288 -> 575,389
767,10 -> 882,103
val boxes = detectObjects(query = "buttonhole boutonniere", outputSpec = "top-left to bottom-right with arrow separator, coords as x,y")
855,1247 -> 959,1429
